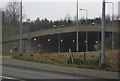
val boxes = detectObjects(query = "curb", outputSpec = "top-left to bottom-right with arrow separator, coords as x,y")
2,64 -> 101,79
2,57 -> 119,80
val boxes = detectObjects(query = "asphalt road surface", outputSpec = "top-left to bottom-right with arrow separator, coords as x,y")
2,65 -> 91,80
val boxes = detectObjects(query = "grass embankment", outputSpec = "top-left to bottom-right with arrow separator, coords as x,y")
7,50 -> 119,72
2,52 -> 15,56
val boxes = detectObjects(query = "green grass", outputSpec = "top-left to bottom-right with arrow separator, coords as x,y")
0,53 -> 2,56
9,50 -> 120,72
2,52 -> 17,56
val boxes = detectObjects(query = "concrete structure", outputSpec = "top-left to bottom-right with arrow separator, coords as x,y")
2,26 -> 118,53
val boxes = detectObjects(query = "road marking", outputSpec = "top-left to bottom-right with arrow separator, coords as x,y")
0,76 -> 16,79
0,76 -> 25,81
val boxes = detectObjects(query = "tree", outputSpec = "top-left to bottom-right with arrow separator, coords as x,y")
74,14 -> 77,21
105,15 -> 111,25
26,18 -> 31,22
64,14 -> 72,21
94,17 -> 101,25
4,1 -> 21,26
2,1 -> 25,36
2,10 -> 6,25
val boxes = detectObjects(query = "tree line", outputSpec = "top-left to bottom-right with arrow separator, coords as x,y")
1,1 -> 119,37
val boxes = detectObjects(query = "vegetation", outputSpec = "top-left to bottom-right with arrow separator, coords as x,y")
2,52 -> 16,56
2,1 -> 119,37
1,1 -> 120,71
2,1 -> 22,36
6,50 -> 119,72
1,1 -> 119,49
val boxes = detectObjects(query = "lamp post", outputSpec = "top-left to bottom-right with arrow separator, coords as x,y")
92,22 -> 100,51
105,2 -> 114,50
58,32 -> 60,53
58,25 -> 64,53
54,25 -> 64,53
79,9 -> 88,52
20,0 -> 22,54
76,0 -> 79,52
100,0 -> 106,66
28,34 -> 31,53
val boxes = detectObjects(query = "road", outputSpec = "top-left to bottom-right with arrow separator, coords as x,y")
1,56 -> 91,80
2,56 -> 118,81
2,65 -> 91,80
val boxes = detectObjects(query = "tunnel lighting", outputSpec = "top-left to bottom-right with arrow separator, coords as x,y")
85,41 -> 87,43
34,38 -> 37,41
96,41 -> 98,44
73,40 -> 75,43
48,39 -> 51,42
61,40 -> 63,42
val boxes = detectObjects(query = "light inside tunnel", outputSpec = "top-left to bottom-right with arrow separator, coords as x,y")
61,39 -> 63,42
73,40 -> 75,43
96,41 -> 98,44
48,39 -> 51,42
34,38 -> 37,41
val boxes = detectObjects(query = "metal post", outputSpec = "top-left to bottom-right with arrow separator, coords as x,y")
111,3 -> 114,50
58,33 -> 60,53
112,3 -> 114,50
85,10 -> 88,52
76,0 -> 79,52
97,23 -> 100,49
101,0 -> 106,65
105,2 -> 114,50
86,32 -> 88,52
97,31 -> 100,47
29,34 -> 31,53
79,9 -> 88,52
20,0 -> 22,54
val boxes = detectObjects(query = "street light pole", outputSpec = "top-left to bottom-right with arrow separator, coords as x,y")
79,9 -> 88,52
105,2 -> 114,50
20,0 -> 22,54
54,25 -> 64,53
101,0 -> 106,65
28,34 -> 31,53
58,32 -> 60,53
76,0 -> 79,52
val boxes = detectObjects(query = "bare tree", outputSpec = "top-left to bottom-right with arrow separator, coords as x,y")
4,1 -> 21,26
2,1 -> 25,36
64,13 -> 72,21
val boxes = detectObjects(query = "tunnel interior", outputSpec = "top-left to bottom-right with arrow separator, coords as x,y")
30,32 -> 111,52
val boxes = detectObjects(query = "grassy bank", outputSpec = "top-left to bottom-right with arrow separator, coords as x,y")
2,53 -> 14,56
8,50 -> 119,72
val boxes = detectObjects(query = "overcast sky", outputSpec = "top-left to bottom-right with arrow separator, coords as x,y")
1,0 -> 120,21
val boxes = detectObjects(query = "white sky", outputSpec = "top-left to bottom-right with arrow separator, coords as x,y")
1,0 -> 120,21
